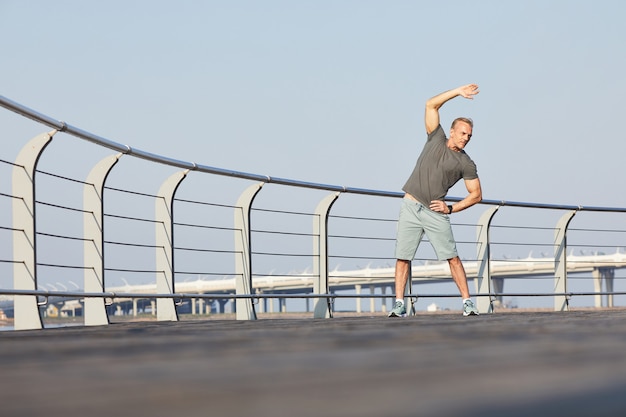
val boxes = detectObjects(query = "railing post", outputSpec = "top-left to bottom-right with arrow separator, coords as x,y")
554,210 -> 577,311
475,206 -> 500,314
12,130 -> 57,330
312,192 -> 340,319
83,153 -> 122,326
234,182 -> 264,320
155,170 -> 189,321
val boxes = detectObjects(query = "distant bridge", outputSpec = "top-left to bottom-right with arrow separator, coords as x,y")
3,250 -> 620,318
98,250 -> 626,294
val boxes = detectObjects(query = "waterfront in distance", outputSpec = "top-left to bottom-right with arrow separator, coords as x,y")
2,308 -> 626,417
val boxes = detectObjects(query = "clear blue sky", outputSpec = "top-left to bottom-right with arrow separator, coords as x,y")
3,0 -> 626,311
3,0 -> 626,208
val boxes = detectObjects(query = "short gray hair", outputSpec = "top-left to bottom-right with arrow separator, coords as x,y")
451,117 -> 473,129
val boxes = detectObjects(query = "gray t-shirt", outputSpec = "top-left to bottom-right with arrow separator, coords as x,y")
402,124 -> 478,205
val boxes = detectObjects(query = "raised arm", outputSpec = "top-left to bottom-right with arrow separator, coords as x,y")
424,84 -> 479,134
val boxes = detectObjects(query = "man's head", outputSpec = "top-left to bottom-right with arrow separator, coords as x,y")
448,117 -> 473,151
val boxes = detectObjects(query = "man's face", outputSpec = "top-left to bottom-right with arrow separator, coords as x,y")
450,121 -> 473,150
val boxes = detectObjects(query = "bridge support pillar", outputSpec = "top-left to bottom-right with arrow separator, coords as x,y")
256,290 -> 265,314
355,284 -> 362,313
378,286 -> 386,313
593,267 -> 615,308
607,270 -> 614,307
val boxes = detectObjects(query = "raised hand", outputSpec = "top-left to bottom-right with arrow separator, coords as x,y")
458,84 -> 480,99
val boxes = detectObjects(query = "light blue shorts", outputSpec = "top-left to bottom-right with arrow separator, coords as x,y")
395,198 -> 458,261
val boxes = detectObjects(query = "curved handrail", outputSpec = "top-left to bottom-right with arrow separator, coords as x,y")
1,94 -> 625,212
0,95 -> 392,196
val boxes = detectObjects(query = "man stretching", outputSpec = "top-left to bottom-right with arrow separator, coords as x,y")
389,84 -> 482,317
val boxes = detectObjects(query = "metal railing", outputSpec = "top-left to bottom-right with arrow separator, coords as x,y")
1,94 -> 626,331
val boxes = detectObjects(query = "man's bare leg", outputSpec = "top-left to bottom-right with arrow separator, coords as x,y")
448,256 -> 479,315
447,256 -> 470,299
388,259 -> 411,316
394,259 -> 410,298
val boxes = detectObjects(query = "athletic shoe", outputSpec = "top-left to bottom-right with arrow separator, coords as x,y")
388,301 -> 406,317
463,300 -> 479,316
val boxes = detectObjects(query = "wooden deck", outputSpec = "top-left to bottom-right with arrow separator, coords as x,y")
2,309 -> 626,417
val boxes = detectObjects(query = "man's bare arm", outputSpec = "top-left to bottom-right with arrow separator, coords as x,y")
429,178 -> 482,214
424,84 -> 480,134
452,178 -> 482,213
